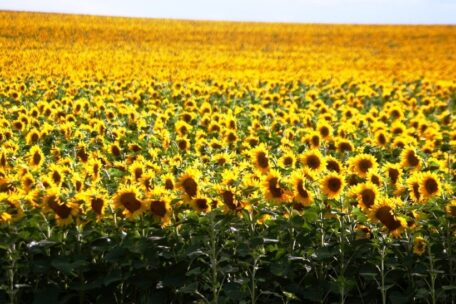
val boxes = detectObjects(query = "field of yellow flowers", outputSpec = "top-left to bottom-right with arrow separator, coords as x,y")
0,11 -> 455,304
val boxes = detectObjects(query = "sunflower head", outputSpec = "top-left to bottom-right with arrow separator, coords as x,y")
301,149 -> 326,173
178,168 -> 201,201
262,170 -> 292,203
349,153 -> 378,178
291,170 -> 313,206
250,144 -> 270,174
113,186 -> 145,219
419,172 -> 442,199
400,147 -> 421,169
321,173 -> 345,199
413,236 -> 427,256
369,198 -> 406,237
349,182 -> 379,210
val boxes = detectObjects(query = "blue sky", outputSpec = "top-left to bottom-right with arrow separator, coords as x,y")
1,0 -> 455,24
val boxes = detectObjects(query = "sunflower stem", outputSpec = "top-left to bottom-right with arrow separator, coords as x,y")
380,243 -> 387,304
208,211 -> 219,304
428,242 -> 437,304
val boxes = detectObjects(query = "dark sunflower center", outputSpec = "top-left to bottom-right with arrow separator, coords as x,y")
111,145 -> 121,157
222,190 -> 237,210
378,133 -> 386,145
424,178 -> 438,194
178,140 -> 187,150
339,142 -> 352,152
119,192 -> 142,212
77,148 -> 89,162
283,157 -> 293,166
52,171 -> 61,184
91,198 -> 104,215
327,160 -> 340,173
268,177 -> 284,198
375,206 -> 401,231
182,177 -> 198,198
306,155 -> 321,169
33,151 -> 42,165
194,198 -> 209,211
388,168 -> 399,184
320,126 -> 329,137
297,180 -> 309,198
361,188 -> 376,208
150,200 -> 167,217
48,196 -> 72,219
256,152 -> 269,169
328,177 -> 342,192
358,159 -> 373,173
406,151 -> 419,167
412,183 -> 420,201
165,179 -> 174,190
370,175 -> 381,186
311,135 -> 320,147
134,168 -> 143,180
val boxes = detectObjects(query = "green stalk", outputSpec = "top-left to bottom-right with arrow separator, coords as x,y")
208,212 -> 219,304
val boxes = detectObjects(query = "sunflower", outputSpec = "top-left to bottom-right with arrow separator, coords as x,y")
262,170 -> 292,203
413,236 -> 427,256
250,144 -> 270,174
26,129 -> 41,145
445,200 -> 456,217
0,192 -> 24,223
84,189 -> 109,219
406,173 -> 422,203
146,187 -> 172,227
418,172 -> 442,199
383,163 -> 402,188
85,157 -> 102,183
291,171 -> 313,206
48,164 -> 64,188
349,182 -> 379,210
349,154 -> 378,178
43,188 -> 79,226
177,168 -> 201,201
113,185 -> 145,218
320,173 -> 345,199
29,145 -> 45,169
336,138 -> 354,153
162,173 -> 175,191
21,172 -> 35,193
129,160 -> 145,182
317,121 -> 333,140
278,150 -> 297,168
219,186 -> 246,213
400,147 -> 421,169
374,130 -> 389,147
369,198 -> 406,237
301,149 -> 326,173
325,156 -> 342,173
191,197 -> 211,213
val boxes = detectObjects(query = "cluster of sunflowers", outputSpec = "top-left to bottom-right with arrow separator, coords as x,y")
1,11 -> 456,303
0,76 -> 454,244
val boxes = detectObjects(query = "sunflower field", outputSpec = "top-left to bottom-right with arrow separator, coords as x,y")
0,11 -> 455,304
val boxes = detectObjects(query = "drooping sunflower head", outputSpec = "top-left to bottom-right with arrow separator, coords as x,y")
113,186 -> 145,219
291,170 -> 313,206
349,153 -> 378,178
369,198 -> 406,237
301,149 -> 326,174
262,170 -> 292,203
320,173 -> 345,199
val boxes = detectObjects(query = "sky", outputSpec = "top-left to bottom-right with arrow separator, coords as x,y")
1,0 -> 456,24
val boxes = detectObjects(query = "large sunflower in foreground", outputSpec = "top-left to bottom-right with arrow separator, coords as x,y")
113,185 -> 145,218
369,198 -> 406,237
320,173 -> 345,199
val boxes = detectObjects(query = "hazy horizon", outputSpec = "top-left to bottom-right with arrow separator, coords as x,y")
1,0 -> 456,25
